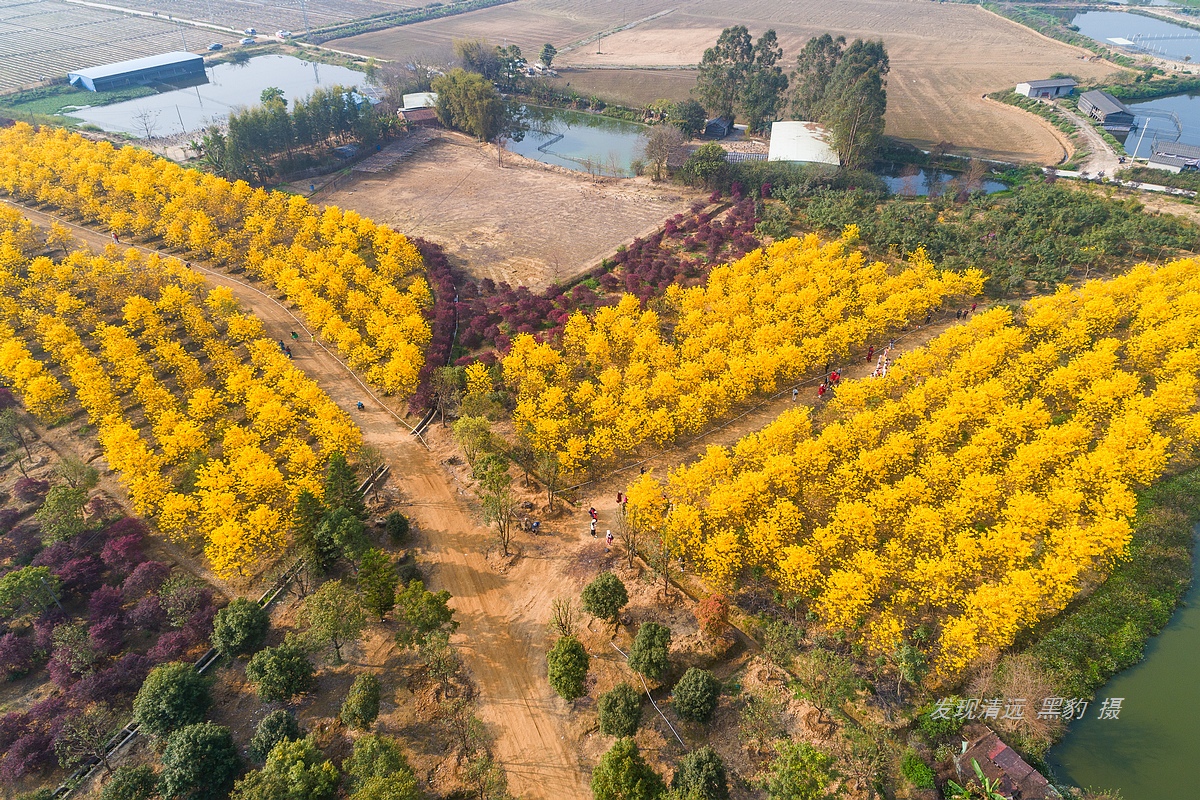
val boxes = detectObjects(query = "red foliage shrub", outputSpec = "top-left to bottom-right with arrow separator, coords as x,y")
694,594 -> 731,640
88,585 -> 124,625
0,711 -> 28,751
147,630 -> 192,664
89,616 -> 124,656
0,507 -> 20,534
0,731 -> 54,781
13,477 -> 49,502
55,556 -> 103,595
122,560 -> 170,600
0,632 -> 35,680
101,532 -> 146,576
126,595 -> 166,630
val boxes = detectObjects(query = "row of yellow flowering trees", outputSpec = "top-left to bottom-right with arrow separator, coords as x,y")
0,207 -> 360,578
501,229 -> 984,477
0,123 -> 430,398
627,258 -> 1200,683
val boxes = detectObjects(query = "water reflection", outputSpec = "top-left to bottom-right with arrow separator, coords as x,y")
69,54 -> 368,137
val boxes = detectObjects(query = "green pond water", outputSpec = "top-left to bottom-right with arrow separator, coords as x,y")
1046,524 -> 1200,798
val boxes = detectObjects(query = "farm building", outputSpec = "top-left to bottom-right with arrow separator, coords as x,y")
1015,77 -> 1076,99
767,121 -> 840,167
402,92 -> 438,110
68,51 -> 204,92
956,729 -> 1060,799
401,107 -> 440,128
1079,90 -> 1135,132
704,117 -> 734,138
1147,141 -> 1200,173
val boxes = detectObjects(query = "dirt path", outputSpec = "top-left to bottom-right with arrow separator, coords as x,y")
2,200 -> 591,800
1055,103 -> 1122,178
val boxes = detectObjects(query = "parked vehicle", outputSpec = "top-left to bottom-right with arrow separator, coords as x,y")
207,42 -> 223,50
240,37 -> 255,44
276,29 -> 291,39
244,27 -> 256,34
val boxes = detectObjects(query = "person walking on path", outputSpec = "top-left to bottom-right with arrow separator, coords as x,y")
606,530 -> 614,550
866,345 -> 874,363
111,232 -> 119,244
590,519 -> 597,537
589,506 -> 598,521
792,387 -> 799,402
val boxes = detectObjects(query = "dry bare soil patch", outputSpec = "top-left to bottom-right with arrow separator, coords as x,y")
334,0 -> 1119,163
322,134 -> 697,289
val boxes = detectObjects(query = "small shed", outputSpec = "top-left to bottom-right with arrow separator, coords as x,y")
1015,78 -> 1076,99
1079,90 -> 1135,132
1148,141 -> 1200,173
704,117 -> 733,139
401,107 -> 440,128
68,51 -> 205,92
767,121 -> 840,167
956,729 -> 1060,800
402,92 -> 438,110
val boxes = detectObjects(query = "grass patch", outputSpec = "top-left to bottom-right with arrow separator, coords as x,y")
0,83 -> 155,119
1118,165 -> 1200,193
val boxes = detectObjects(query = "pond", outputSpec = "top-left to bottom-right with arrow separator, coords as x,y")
1047,524 -> 1200,799
1125,92 -> 1200,159
1071,10 -> 1200,62
67,54 -> 370,137
877,164 -> 1008,196
504,105 -> 648,177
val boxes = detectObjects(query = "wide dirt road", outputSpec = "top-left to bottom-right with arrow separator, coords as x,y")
5,201 -> 591,800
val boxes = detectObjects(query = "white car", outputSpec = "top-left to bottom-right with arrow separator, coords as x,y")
244,27 -> 256,34
276,29 -> 291,39
240,37 -> 255,45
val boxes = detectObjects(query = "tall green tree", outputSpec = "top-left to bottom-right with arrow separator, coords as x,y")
476,453 -> 518,556
231,737 -> 337,800
628,622 -> 671,682
670,99 -> 708,138
324,453 -> 365,519
246,638 -> 316,702
159,723 -> 241,800
581,572 -> 628,631
671,748 -> 728,800
694,26 -> 753,122
592,739 -> 665,800
760,742 -> 839,800
546,635 -> 589,700
540,43 -> 558,68
820,39 -> 889,169
341,673 -> 382,730
132,662 -> 211,738
394,579 -> 458,648
300,580 -> 366,662
36,485 -> 89,543
433,69 -> 505,141
741,30 -> 788,133
790,34 -> 846,120
359,548 -> 399,619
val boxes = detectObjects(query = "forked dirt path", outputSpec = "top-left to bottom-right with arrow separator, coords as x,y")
3,200 -> 591,800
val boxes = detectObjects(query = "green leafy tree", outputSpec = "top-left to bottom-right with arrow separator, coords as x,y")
230,737 -> 337,800
394,579 -> 458,648
433,69 -> 505,141
672,668 -> 720,723
681,143 -> 728,189
598,683 -> 642,737
540,43 -> 557,68
547,635 -> 589,700
159,723 -> 241,800
133,662 -> 211,738
592,738 -> 665,800
465,751 -> 510,800
249,710 -> 301,763
0,566 -> 60,620
343,734 -> 413,790
351,775 -> 422,800
670,99 -> 708,138
36,484 -> 89,543
695,26 -> 753,122
453,415 -> 495,468
324,452 -> 365,519
211,598 -> 269,657
51,621 -> 96,676
260,87 -> 286,106
741,30 -> 788,133
341,673 -> 382,730
790,34 -> 846,120
628,622 -> 671,682
246,638 -> 316,702
293,489 -> 330,572
821,39 -> 888,169
760,742 -> 839,800
359,548 -> 399,620
671,747 -> 728,800
100,765 -> 157,800
581,571 -> 628,631
300,580 -> 366,662
55,702 -> 119,773
56,455 -> 99,490
792,647 -> 860,725
317,507 -> 370,565
476,453 -> 518,556
385,511 -> 410,544
454,38 -> 502,79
